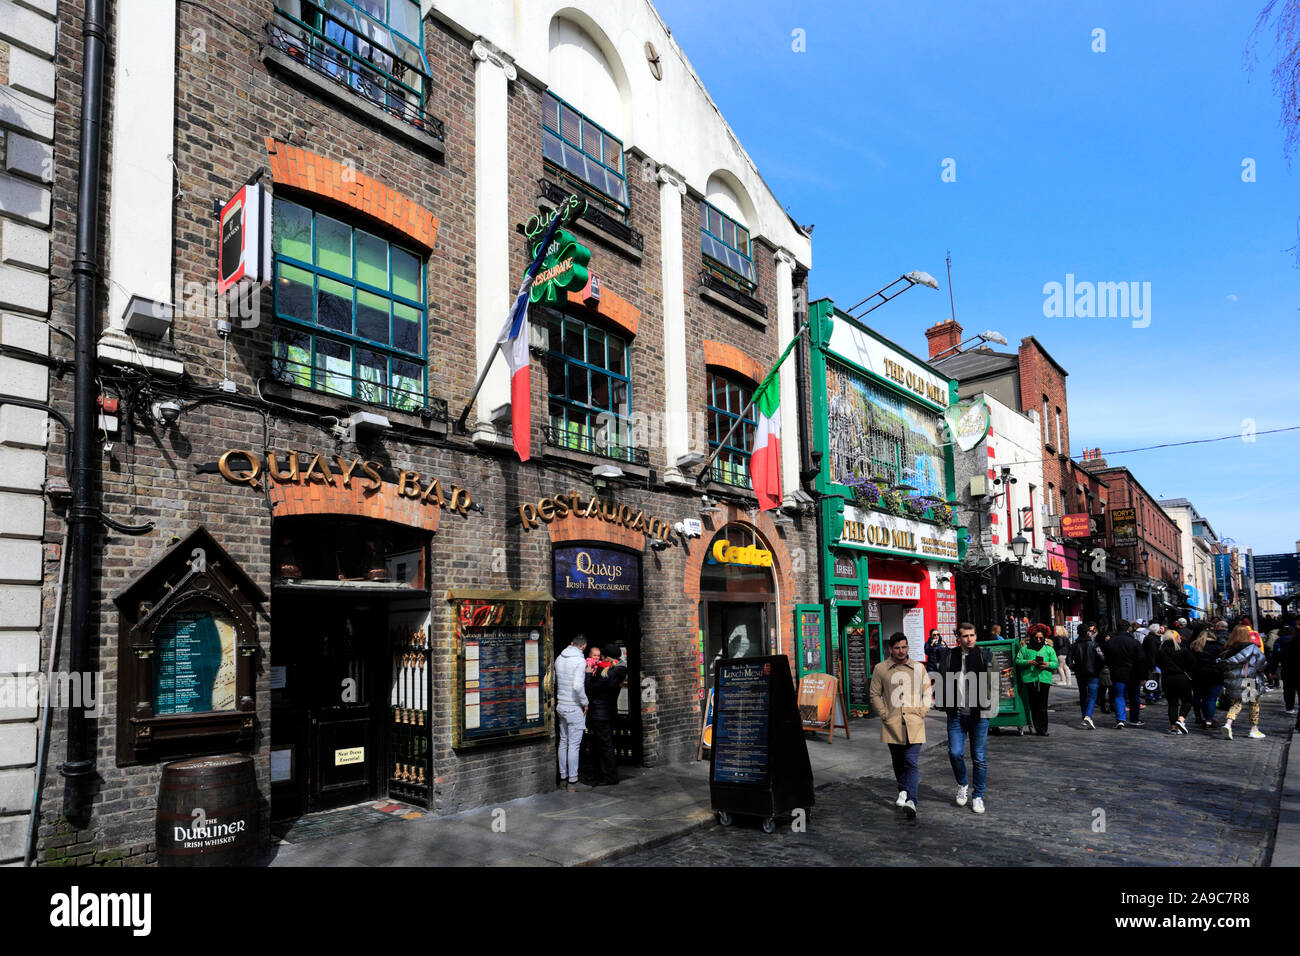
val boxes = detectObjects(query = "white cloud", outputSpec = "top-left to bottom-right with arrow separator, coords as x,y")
1226,293 -> 1238,302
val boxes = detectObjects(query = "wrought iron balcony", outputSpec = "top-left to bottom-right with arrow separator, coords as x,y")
268,7 -> 444,142
698,267 -> 768,318
544,423 -> 649,466
538,175 -> 644,251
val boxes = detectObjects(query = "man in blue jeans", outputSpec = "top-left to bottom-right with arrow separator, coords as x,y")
935,622 -> 994,813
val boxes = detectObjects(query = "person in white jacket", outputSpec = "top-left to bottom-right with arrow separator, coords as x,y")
555,635 -> 590,790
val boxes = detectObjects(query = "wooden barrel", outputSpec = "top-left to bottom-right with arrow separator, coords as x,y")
156,754 -> 258,866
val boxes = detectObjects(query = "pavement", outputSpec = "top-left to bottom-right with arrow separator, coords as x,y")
265,683 -> 1298,867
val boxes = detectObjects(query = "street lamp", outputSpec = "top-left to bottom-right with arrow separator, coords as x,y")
1011,534 -> 1029,563
931,330 -> 1009,362
843,271 -> 940,318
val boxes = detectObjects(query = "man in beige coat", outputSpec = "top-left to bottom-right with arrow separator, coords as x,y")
869,631 -> 933,819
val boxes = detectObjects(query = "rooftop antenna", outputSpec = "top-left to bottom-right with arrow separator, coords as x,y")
945,250 -> 957,323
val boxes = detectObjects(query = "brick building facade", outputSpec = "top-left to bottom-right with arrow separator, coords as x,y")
25,0 -> 814,864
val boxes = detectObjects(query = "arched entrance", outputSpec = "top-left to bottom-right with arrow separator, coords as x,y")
699,524 -> 778,693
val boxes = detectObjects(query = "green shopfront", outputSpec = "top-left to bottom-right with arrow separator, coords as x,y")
806,299 -> 965,712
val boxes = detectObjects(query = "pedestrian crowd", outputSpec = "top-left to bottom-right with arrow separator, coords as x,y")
866,612 -> 1292,823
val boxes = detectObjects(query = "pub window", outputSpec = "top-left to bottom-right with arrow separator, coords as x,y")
115,528 -> 264,765
269,0 -> 431,129
700,200 -> 756,291
542,91 -> 629,216
541,308 -> 635,462
706,370 -> 756,488
270,196 -> 427,412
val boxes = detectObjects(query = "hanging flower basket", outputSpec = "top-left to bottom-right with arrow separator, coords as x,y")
903,496 -> 928,517
846,476 -> 882,506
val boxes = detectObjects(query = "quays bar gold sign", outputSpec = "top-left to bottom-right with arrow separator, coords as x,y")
215,449 -> 474,514
518,491 -> 676,544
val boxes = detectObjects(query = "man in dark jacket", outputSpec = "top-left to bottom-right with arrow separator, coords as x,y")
1068,621 -> 1106,728
935,622 -> 994,813
1276,625 -> 1299,715
1101,621 -> 1145,728
584,644 -> 626,786
1142,625 -> 1163,704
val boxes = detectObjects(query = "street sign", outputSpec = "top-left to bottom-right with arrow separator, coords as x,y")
1253,553 -> 1300,584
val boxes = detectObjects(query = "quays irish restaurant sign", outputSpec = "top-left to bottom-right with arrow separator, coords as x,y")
554,547 -> 640,601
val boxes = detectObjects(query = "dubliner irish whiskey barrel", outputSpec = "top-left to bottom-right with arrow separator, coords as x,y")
156,754 -> 258,866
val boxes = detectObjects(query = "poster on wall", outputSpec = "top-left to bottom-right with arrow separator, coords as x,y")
902,607 -> 926,661
935,592 -> 957,646
454,596 -> 549,748
825,361 -> 946,499
1111,508 -> 1137,547
796,605 -> 825,675
153,609 -> 238,715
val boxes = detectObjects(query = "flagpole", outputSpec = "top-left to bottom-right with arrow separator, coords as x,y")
454,341 -> 503,435
694,319 -> 809,487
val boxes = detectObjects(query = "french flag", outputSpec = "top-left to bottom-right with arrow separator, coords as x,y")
497,214 -> 563,461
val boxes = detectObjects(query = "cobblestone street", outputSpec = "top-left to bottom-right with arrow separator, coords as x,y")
612,687 -> 1290,866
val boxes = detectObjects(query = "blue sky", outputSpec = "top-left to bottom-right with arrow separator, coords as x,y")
654,0 -> 1300,557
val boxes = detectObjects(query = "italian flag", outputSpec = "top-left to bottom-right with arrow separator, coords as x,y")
751,373 -> 782,511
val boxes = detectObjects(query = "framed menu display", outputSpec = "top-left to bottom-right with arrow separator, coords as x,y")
451,591 -> 551,748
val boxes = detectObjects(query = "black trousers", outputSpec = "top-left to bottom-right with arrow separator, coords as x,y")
1164,675 -> 1193,725
1024,683 -> 1050,734
588,718 -> 618,784
1128,672 -> 1145,721
1284,672 -> 1297,711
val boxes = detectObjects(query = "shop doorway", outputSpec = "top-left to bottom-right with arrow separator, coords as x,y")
553,603 -> 642,765
270,517 -> 431,820
699,524 -> 778,699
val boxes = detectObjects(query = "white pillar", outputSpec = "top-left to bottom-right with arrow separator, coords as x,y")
471,39 -> 517,447
657,165 -> 690,484
774,248 -> 800,508
97,0 -> 182,375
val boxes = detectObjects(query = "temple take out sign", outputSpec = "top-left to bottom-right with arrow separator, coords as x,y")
837,504 -> 959,563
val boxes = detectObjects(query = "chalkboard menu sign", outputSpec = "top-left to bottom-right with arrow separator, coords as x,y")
796,605 -> 825,675
453,593 -> 550,748
846,624 -> 869,710
154,609 -> 236,715
709,655 -> 814,824
712,661 -> 772,784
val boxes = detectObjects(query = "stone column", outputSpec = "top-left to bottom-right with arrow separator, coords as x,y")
657,165 -> 689,484
773,248 -> 800,508
470,39 -> 517,447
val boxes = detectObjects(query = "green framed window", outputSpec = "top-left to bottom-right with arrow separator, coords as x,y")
542,91 -> 629,212
270,196 -> 426,411
541,308 -> 637,462
707,371 -> 755,488
271,0 -> 429,128
701,200 -> 755,288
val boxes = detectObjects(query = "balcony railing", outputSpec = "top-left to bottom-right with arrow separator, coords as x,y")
538,174 -> 644,251
268,7 -> 444,141
698,268 -> 768,318
709,459 -> 752,489
270,350 -> 445,419
544,423 -> 649,466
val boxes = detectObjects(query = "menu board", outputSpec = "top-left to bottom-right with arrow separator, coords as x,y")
797,606 -> 824,674
153,609 -> 236,715
903,607 -> 926,661
846,624 -> 869,710
463,627 -> 543,739
986,643 -> 1019,714
712,660 -> 771,785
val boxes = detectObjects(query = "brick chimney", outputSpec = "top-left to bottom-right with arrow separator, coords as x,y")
926,319 -> 963,360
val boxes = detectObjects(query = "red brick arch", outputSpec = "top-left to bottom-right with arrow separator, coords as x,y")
546,512 -> 646,551
683,505 -> 799,703
270,481 -> 441,533
264,138 -> 440,251
702,340 -> 764,385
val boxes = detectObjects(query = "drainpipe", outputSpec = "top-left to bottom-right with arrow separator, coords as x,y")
61,0 -> 109,809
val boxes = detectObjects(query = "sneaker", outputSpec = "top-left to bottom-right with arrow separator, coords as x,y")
896,790 -> 908,808
1083,716 -> 1096,729
955,784 -> 969,807
1249,728 -> 1267,739
972,797 -> 985,814
1176,720 -> 1189,734
1115,721 -> 1125,729
1167,726 -> 1182,735
903,799 -> 917,819
1222,723 -> 1233,740
1285,709 -> 1297,716
1131,721 -> 1146,727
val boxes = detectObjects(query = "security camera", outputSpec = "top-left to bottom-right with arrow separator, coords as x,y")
152,400 -> 182,425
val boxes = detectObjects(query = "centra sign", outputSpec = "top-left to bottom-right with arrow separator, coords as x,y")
710,540 -> 773,568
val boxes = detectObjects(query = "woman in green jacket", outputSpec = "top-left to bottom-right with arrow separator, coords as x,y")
1017,624 -> 1059,736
